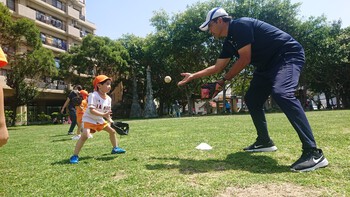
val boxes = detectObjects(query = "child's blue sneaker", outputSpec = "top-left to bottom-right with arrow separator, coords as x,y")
111,147 -> 126,154
70,155 -> 79,164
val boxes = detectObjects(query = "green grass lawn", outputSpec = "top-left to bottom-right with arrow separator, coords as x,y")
0,110 -> 349,196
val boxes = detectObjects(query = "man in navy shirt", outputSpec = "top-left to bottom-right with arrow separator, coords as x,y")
178,7 -> 328,172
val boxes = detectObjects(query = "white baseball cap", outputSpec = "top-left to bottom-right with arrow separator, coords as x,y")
199,7 -> 229,31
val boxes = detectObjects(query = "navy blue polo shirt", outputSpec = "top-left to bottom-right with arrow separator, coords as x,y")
219,17 -> 303,70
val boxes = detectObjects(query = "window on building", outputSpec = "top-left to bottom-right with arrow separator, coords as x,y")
6,0 -> 15,11
40,32 -> 67,50
50,17 -> 63,29
52,0 -> 66,11
56,1 -> 62,9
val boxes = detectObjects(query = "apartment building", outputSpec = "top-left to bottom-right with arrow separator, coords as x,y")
0,0 -> 96,124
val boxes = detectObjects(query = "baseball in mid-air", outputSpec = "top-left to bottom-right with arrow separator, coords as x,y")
164,76 -> 172,83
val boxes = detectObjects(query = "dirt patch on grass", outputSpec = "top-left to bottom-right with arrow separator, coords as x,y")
112,170 -> 127,180
217,183 -> 326,197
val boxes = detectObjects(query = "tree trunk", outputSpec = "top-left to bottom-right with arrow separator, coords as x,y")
336,94 -> 341,109
143,66 -> 157,118
10,104 -> 17,126
186,93 -> 193,116
341,94 -> 349,109
325,92 -> 332,109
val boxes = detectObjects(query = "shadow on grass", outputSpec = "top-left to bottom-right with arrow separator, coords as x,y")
51,156 -> 94,165
7,127 -> 23,131
95,154 -> 119,161
51,138 -> 71,142
146,152 -> 290,174
51,134 -> 71,137
51,154 -> 119,165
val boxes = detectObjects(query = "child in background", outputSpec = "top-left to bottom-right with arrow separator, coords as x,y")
0,47 -> 9,147
70,75 -> 126,164
72,90 -> 91,140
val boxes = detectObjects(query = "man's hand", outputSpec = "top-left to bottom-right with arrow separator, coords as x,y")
177,73 -> 193,86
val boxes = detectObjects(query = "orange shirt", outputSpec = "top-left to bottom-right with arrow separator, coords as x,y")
76,99 -> 87,123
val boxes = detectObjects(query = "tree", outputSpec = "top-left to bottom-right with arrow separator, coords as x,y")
296,17 -> 350,109
59,35 -> 130,91
0,4 -> 58,125
323,25 -> 350,109
119,34 -> 146,118
146,0 -> 304,114
292,16 -> 327,107
337,27 -> 350,108
147,3 -> 223,115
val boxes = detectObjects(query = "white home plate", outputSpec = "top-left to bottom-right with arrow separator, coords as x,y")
196,143 -> 212,150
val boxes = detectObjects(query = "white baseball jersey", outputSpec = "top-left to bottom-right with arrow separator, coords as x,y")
82,91 -> 112,124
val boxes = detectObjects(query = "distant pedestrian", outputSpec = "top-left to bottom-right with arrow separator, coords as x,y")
61,85 -> 82,135
173,100 -> 181,117
225,100 -> 231,113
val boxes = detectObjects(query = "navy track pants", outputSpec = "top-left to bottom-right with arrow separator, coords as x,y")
244,49 -> 317,150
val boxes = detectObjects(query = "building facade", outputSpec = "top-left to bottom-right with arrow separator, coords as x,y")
0,0 -> 96,124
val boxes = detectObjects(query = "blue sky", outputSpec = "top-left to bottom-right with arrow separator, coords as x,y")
86,0 -> 350,39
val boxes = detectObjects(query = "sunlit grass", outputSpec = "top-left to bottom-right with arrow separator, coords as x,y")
0,110 -> 349,196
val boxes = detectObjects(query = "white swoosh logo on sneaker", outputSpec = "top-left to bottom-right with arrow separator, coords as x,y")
253,145 -> 263,149
312,156 -> 323,163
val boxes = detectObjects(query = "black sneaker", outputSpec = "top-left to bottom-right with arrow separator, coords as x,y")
290,148 -> 329,172
243,140 -> 278,152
